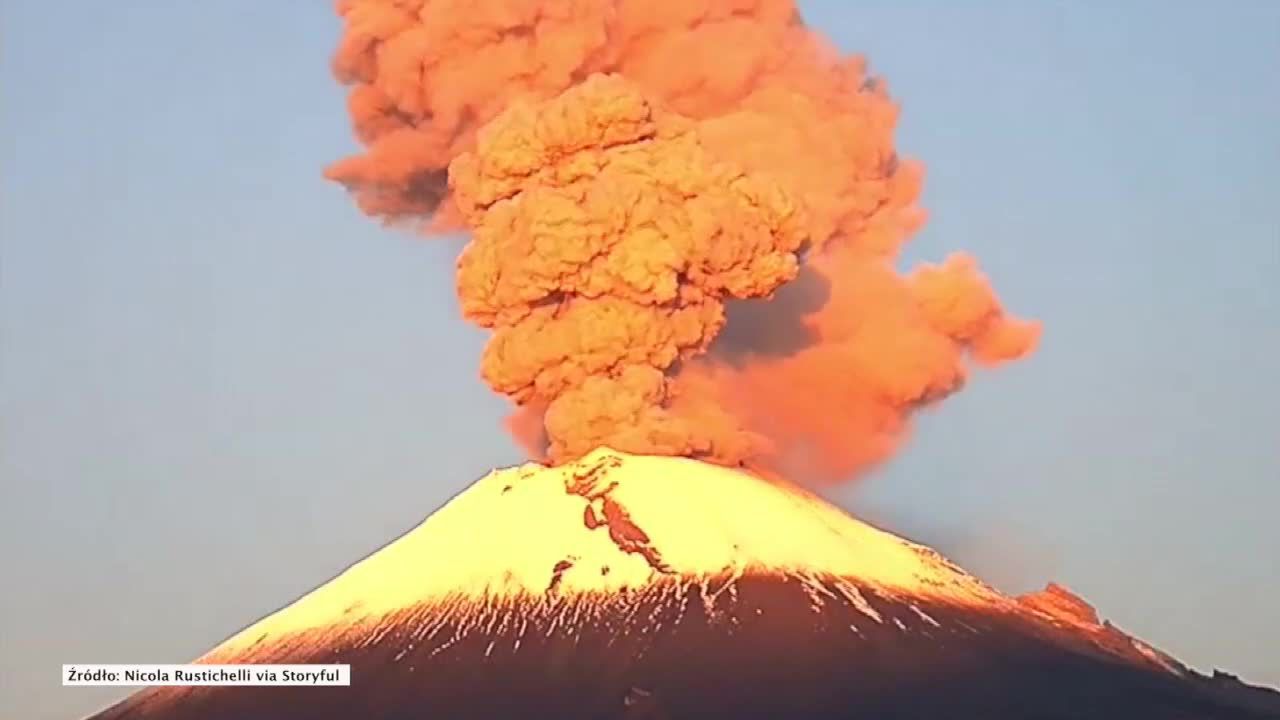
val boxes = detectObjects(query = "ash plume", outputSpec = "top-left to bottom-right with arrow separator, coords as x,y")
326,0 -> 1041,481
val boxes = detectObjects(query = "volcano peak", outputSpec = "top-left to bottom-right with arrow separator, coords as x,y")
206,448 -> 1004,658
90,450 -> 1280,720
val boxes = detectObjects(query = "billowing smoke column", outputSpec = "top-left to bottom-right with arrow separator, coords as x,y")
326,0 -> 1041,482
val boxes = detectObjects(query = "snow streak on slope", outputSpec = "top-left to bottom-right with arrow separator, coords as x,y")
208,449 -> 1005,656
90,450 -> 1280,720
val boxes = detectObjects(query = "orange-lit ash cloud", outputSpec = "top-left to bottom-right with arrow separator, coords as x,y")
450,75 -> 807,462
326,0 -> 1041,481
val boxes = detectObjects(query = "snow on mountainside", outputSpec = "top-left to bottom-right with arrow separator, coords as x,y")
1016,583 -> 1189,676
89,449 -> 1280,720
204,448 -> 1007,658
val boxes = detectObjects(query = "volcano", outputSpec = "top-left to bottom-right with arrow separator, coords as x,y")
90,449 -> 1279,719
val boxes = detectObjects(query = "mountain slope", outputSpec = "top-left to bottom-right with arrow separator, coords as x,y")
90,449 -> 1280,720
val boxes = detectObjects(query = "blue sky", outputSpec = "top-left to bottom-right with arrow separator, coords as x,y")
1,2 -> 1277,718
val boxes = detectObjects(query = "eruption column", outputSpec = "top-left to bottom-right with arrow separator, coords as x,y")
450,75 -> 807,462
326,0 -> 1041,481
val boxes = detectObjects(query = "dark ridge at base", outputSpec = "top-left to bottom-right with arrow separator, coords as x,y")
92,574 -> 1280,720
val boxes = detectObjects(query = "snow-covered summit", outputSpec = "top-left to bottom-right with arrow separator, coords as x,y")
211,448 -> 1003,654
91,449 -> 1280,720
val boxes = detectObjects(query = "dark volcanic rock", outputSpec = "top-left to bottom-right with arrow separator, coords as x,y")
92,574 -> 1279,720
85,450 -> 1280,720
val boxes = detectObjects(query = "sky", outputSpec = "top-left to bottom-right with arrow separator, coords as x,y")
1,2 -> 1276,718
